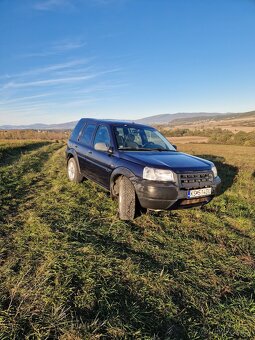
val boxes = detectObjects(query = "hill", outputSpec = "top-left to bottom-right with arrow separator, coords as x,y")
0,113 -> 227,130
0,111 -> 254,131
135,112 -> 224,125
0,121 -> 77,130
169,111 -> 255,133
170,110 -> 255,125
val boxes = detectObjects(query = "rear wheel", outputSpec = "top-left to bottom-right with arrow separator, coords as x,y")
67,157 -> 83,183
118,176 -> 137,220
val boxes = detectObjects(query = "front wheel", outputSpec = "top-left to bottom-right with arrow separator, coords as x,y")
67,158 -> 83,183
118,176 -> 137,220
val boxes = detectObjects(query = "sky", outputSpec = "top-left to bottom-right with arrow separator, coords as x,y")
0,0 -> 255,125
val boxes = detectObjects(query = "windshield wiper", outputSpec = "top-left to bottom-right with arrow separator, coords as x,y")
119,147 -> 176,152
137,147 -> 176,152
146,148 -> 174,152
118,147 -> 148,151
154,148 -> 176,152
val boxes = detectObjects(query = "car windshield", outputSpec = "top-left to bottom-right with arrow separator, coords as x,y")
113,125 -> 176,151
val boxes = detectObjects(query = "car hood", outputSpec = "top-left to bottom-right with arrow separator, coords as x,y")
119,151 -> 212,172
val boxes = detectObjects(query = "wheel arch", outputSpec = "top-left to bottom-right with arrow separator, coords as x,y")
66,149 -> 81,173
110,167 -> 137,198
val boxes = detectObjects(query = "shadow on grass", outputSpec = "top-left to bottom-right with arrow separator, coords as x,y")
64,226 -> 193,338
92,278 -> 185,339
0,141 -> 51,167
66,236 -> 187,338
196,155 -> 238,194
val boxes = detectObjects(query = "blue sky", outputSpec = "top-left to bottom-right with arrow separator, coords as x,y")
0,0 -> 255,125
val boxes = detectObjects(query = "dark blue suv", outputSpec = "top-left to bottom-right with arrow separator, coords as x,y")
66,118 -> 221,220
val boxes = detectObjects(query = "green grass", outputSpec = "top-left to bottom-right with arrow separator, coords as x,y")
0,140 -> 52,166
0,142 -> 254,339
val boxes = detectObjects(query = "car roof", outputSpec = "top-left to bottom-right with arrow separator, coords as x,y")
79,118 -> 153,129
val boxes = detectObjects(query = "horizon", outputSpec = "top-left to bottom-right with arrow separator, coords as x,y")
1,0 -> 255,125
2,109 -> 255,127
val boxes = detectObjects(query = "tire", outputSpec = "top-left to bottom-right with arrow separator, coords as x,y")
118,176 -> 137,220
67,157 -> 83,183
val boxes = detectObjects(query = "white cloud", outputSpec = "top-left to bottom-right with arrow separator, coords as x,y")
53,41 -> 86,52
0,59 -> 90,79
0,41 -> 123,124
2,75 -> 96,89
1,69 -> 119,90
0,93 -> 55,105
33,0 -> 127,11
20,40 -> 86,58
33,0 -> 73,11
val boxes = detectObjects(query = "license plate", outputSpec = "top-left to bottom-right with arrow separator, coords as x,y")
187,187 -> 212,198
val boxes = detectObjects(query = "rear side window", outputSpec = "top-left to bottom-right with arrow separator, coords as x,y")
70,120 -> 85,141
79,124 -> 96,146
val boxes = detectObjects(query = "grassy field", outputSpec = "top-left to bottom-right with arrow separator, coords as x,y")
168,136 -> 209,144
170,111 -> 255,133
0,141 -> 254,339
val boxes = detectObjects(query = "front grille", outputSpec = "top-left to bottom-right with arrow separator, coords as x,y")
179,171 -> 213,189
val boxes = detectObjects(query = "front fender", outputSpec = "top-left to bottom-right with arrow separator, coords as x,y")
110,167 -> 137,197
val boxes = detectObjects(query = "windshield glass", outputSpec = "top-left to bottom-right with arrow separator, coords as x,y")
113,125 -> 176,151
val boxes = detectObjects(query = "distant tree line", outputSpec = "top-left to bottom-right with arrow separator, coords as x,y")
1,127 -> 254,146
0,129 -> 70,140
158,127 -> 255,146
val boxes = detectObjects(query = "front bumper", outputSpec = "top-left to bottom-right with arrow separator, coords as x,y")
133,176 -> 221,210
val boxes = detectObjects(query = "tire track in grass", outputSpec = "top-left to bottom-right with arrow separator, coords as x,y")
0,141 -> 51,167
0,145 -> 69,338
0,142 -> 64,275
0,142 -> 63,224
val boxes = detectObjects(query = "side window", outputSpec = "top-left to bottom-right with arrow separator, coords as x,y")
70,120 -> 85,141
114,127 -> 125,148
94,125 -> 111,148
79,124 -> 96,146
115,127 -> 125,138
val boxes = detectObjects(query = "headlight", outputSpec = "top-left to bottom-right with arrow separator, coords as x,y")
211,165 -> 217,177
143,167 -> 175,181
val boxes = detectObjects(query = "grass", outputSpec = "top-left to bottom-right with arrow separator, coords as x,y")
0,140 -> 52,167
0,142 -> 254,339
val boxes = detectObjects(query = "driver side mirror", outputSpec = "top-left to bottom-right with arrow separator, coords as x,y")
94,142 -> 109,152
94,142 -> 113,153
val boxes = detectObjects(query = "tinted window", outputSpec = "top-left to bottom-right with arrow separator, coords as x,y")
80,124 -> 96,146
94,125 -> 111,147
70,120 -> 85,141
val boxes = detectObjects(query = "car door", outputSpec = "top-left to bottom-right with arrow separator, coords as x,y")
76,123 -> 97,178
87,124 -> 115,189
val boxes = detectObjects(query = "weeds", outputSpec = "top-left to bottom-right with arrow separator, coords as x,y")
0,142 -> 254,338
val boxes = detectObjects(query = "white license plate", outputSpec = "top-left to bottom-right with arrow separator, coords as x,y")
188,187 -> 212,198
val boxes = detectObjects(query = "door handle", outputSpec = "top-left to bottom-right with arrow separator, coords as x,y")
74,145 -> 78,148
88,151 -> 92,154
